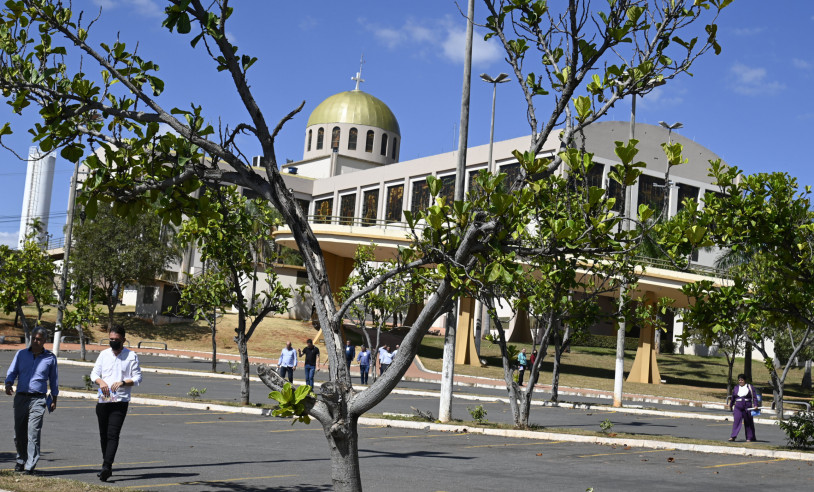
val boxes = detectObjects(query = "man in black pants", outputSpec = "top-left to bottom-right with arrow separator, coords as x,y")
91,325 -> 142,482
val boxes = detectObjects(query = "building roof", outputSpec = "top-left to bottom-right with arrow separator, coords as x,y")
307,90 -> 400,135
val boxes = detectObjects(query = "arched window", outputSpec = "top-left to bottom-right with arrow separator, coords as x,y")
391,137 -> 398,159
380,134 -> 388,156
316,128 -> 324,150
307,129 -> 312,151
348,128 -> 358,151
365,130 -> 374,153
331,126 -> 341,150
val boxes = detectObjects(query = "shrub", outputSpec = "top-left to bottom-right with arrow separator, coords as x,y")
776,403 -> 814,449
572,333 -> 639,351
187,387 -> 207,399
468,404 -> 488,424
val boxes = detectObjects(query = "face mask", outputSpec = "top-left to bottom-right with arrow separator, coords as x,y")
109,340 -> 123,350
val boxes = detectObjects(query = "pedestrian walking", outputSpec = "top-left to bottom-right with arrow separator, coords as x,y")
4,327 -> 58,475
277,341 -> 298,383
344,340 -> 355,370
298,339 -> 320,388
357,346 -> 371,384
379,345 -> 393,375
91,324 -> 142,482
517,348 -> 528,386
729,374 -> 759,442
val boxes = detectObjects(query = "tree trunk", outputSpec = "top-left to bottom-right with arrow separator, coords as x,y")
743,348 -> 752,382
237,334 -> 250,405
802,359 -> 812,390
78,321 -> 86,361
438,306 -> 456,422
725,352 -> 735,396
612,318 -> 626,407
16,303 -> 31,345
211,310 -> 218,374
551,327 -> 565,403
654,327 -> 661,355
325,414 -> 363,492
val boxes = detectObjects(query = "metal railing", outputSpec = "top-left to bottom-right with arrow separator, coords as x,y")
138,341 -> 168,350
307,215 -> 413,231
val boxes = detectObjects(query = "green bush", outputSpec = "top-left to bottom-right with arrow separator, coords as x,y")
468,404 -> 488,424
776,404 -> 814,449
571,332 -> 675,353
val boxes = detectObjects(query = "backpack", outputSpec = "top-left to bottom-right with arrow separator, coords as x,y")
750,386 -> 762,416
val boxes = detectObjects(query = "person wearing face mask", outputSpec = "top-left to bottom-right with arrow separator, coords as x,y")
90,324 -> 142,482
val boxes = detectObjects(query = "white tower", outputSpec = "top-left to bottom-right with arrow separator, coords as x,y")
18,147 -> 56,248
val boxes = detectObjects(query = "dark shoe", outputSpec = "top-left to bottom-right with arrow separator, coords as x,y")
14,463 -> 24,472
727,437 -> 735,441
746,439 -> 755,442
22,469 -> 35,476
99,468 -> 112,482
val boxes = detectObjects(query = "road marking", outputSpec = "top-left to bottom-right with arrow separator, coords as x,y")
36,460 -> 162,470
578,448 -> 673,458
122,474 -> 299,489
702,458 -> 787,469
465,440 -> 566,448
130,412 -> 231,417
366,433 -> 469,441
185,419 -> 273,424
269,428 -> 323,433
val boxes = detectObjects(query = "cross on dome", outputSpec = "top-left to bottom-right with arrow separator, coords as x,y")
352,54 -> 365,90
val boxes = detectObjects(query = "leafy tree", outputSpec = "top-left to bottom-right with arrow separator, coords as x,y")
63,295 -> 103,361
682,169 -> 814,419
340,245 -> 426,382
0,1 -> 728,489
177,261 -> 230,373
0,224 -> 55,344
177,186 -> 291,404
70,202 -> 179,328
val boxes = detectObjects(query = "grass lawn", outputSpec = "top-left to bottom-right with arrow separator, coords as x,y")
0,304 -> 320,359
0,471 -> 143,492
2,304 -> 813,405
417,335 -> 814,403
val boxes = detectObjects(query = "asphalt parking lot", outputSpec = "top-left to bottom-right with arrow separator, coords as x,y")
2,397 -> 813,491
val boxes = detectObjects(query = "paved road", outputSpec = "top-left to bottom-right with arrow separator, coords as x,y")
0,349 -> 809,491
26,350 -> 788,446
1,401 -> 812,491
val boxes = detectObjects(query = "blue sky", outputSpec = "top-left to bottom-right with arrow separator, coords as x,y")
0,0 -> 812,247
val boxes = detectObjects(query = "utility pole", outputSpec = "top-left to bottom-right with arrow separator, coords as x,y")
439,0 -> 474,423
52,159 -> 80,356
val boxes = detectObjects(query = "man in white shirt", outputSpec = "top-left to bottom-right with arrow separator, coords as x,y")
90,325 -> 142,482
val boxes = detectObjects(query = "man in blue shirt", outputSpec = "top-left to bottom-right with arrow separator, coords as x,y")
277,341 -> 298,383
357,346 -> 371,384
4,327 -> 59,475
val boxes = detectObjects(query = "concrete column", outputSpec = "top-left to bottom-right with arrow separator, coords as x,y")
626,292 -> 662,384
454,297 -> 479,366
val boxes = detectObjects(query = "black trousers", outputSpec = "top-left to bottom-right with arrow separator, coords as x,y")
96,402 -> 129,470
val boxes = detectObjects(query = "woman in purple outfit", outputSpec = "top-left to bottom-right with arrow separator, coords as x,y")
728,374 -> 759,442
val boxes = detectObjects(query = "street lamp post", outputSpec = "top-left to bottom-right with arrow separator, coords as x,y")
480,73 -> 510,174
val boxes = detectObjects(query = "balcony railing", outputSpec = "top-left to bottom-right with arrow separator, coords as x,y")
308,215 -> 413,231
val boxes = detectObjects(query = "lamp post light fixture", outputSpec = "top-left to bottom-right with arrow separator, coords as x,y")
480,72 -> 510,173
659,120 -> 683,144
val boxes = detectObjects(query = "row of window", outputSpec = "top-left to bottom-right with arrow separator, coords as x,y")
308,162 -> 709,227
307,126 -> 398,159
